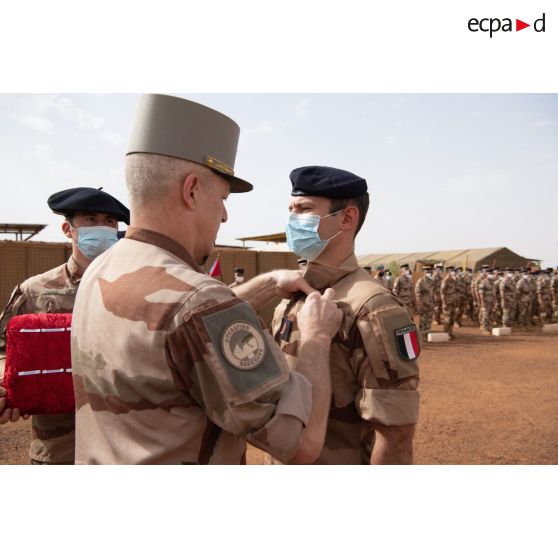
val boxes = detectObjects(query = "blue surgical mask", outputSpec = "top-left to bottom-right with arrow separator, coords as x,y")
286,211 -> 343,261
75,226 -> 118,259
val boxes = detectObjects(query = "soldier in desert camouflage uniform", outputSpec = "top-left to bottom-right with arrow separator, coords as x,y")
384,269 -> 394,291
228,267 -> 245,288
551,267 -> 558,323
516,269 -> 532,330
432,264 -> 443,325
0,187 -> 129,464
415,266 -> 434,342
270,166 -> 420,465
478,267 -> 495,335
453,267 -> 468,327
471,269 -> 482,323
499,268 -> 516,328
464,268 -> 474,320
528,271 -> 538,326
440,266 -> 458,338
373,265 -> 390,290
492,269 -> 504,326
536,269 -> 553,325
71,95 -> 342,465
393,263 -> 415,312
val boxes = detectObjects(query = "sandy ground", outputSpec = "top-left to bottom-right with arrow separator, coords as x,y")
2,321 -> 557,465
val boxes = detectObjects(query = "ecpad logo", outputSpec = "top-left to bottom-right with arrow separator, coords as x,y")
468,13 -> 546,37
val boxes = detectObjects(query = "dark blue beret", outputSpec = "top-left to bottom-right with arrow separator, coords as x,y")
47,187 -> 130,224
289,166 -> 367,199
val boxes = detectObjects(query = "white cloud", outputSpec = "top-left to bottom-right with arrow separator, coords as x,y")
51,96 -> 105,131
15,114 -> 55,135
295,99 -> 309,119
30,94 -> 105,131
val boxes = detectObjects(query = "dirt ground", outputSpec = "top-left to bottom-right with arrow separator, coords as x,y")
2,321 -> 557,465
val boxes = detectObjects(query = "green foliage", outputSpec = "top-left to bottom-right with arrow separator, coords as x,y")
388,260 -> 399,277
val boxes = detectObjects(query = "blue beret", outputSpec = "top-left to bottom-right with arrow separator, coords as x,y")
290,166 -> 367,199
47,187 -> 130,224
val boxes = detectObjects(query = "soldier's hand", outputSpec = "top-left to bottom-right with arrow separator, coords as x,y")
0,386 -> 29,424
298,288 -> 343,342
272,270 -> 316,299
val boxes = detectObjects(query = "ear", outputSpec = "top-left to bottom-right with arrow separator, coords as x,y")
181,173 -> 202,210
339,205 -> 359,232
61,221 -> 73,239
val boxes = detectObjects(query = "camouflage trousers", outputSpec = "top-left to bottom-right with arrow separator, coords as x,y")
471,299 -> 479,322
531,299 -> 538,325
501,305 -> 514,328
479,303 -> 493,332
433,297 -> 442,324
552,302 -> 558,323
517,300 -> 531,328
454,298 -> 466,326
442,303 -> 456,336
538,299 -> 553,325
417,305 -> 433,339
466,296 -> 475,320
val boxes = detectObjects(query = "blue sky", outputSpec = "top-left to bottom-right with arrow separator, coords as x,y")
0,93 -> 556,266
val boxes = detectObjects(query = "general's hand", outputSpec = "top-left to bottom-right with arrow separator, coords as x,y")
273,270 -> 316,299
0,386 -> 29,424
298,288 -> 343,342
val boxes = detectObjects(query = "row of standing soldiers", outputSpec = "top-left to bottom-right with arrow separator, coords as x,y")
364,263 -> 558,341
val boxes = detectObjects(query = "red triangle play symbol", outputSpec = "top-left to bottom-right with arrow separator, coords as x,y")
516,19 -> 530,31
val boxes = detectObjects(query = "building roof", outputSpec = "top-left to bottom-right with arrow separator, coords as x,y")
0,223 -> 47,241
237,232 -> 287,245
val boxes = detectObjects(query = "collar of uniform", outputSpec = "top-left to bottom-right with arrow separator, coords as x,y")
302,253 -> 360,291
125,227 -> 204,273
66,255 -> 84,284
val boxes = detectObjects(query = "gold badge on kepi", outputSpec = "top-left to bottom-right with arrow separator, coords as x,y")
221,321 -> 266,370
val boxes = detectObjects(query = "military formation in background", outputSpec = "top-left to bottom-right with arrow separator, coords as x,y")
364,263 -> 558,340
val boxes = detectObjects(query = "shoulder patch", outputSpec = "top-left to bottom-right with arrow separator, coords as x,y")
221,321 -> 266,370
200,301 -> 284,399
394,324 -> 420,361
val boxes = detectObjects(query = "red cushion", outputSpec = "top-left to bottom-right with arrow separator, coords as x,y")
2,313 -> 75,414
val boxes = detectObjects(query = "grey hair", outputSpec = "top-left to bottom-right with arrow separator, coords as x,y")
125,153 -> 210,209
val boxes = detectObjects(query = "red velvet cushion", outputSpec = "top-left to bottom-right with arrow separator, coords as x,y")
2,313 -> 75,414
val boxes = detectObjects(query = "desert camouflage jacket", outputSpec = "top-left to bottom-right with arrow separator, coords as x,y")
392,274 -> 414,306
0,256 -> 82,463
271,255 -> 420,465
440,275 -> 457,305
71,228 -> 312,464
414,275 -> 434,308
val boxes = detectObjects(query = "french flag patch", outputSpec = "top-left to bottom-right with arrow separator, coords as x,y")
394,324 -> 420,361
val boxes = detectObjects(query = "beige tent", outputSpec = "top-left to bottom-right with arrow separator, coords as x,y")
357,247 -> 537,272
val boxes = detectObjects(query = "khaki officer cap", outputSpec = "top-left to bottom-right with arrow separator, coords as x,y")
127,94 -> 253,193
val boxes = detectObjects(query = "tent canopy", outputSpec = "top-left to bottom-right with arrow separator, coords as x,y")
357,247 -> 537,272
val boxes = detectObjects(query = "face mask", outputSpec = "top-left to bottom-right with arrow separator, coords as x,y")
234,275 -> 244,284
426,272 -> 432,279
405,270 -> 411,276
450,271 -> 456,277
286,211 -> 343,261
75,226 -> 118,259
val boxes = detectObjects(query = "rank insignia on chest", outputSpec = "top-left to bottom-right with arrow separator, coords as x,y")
279,317 -> 293,342
394,324 -> 420,360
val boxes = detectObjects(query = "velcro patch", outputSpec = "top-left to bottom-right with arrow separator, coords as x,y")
394,324 -> 420,361
201,302 -> 282,396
